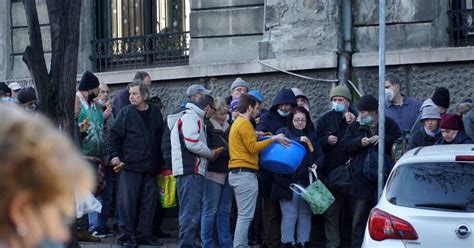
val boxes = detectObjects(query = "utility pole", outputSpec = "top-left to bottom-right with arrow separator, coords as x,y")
377,0 -> 386,198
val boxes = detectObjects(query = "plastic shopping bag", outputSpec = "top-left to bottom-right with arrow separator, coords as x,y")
157,169 -> 177,208
76,191 -> 102,219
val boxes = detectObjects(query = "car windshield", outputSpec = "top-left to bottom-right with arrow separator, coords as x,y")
386,162 -> 474,212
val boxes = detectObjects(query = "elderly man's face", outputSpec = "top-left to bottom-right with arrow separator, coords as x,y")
129,86 -> 147,107
98,84 -> 110,102
231,86 -> 248,99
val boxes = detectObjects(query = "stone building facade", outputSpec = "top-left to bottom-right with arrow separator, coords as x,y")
0,0 -> 473,121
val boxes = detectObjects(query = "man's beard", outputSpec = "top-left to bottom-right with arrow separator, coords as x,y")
88,92 -> 97,101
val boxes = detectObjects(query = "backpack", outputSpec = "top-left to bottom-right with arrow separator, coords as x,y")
391,130 -> 410,162
363,148 -> 395,182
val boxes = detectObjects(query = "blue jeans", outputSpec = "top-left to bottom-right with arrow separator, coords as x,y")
176,174 -> 204,248
228,171 -> 258,248
279,191 -> 312,244
89,166 -> 114,232
200,178 -> 233,248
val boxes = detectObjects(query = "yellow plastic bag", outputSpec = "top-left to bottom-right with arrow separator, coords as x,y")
157,169 -> 177,208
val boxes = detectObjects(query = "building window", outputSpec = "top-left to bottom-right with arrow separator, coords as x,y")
448,0 -> 474,46
92,0 -> 190,72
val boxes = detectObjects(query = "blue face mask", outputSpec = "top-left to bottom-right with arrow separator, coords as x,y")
277,109 -> 290,117
331,102 -> 346,112
360,115 -> 374,126
1,97 -> 16,103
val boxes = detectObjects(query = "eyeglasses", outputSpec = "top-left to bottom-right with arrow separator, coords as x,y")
293,118 -> 307,123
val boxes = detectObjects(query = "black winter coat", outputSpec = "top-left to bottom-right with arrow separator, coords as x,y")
256,89 -> 297,197
206,120 -> 230,173
435,131 -> 474,145
316,110 -> 355,178
271,127 -> 325,201
407,127 -> 441,150
109,104 -> 164,174
341,117 -> 401,200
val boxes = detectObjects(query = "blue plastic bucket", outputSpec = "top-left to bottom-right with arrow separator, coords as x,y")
259,136 -> 307,174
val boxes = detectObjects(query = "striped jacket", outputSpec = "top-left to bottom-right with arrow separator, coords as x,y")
169,102 -> 212,176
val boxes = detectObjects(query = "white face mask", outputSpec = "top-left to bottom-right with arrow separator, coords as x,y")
385,89 -> 395,102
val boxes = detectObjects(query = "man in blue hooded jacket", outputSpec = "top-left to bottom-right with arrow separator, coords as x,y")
256,88 -> 297,248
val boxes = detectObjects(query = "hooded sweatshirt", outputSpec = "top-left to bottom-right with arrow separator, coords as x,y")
256,88 -> 297,197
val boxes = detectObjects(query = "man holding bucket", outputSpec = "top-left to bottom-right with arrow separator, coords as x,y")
228,93 -> 289,247
256,88 -> 297,248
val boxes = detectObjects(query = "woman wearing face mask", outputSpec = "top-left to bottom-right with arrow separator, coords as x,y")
0,107 -> 95,248
341,95 -> 401,248
407,106 -> 442,150
435,113 -> 473,145
271,106 -> 324,248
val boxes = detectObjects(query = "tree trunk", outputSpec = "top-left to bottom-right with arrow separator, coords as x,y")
22,1 -> 83,247
22,0 -> 82,138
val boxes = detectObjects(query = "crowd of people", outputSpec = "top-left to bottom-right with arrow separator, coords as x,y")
0,71 -> 472,248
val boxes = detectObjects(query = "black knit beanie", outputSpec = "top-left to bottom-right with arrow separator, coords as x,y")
0,82 -> 11,95
17,87 -> 37,104
431,87 -> 450,109
78,71 -> 99,91
357,95 -> 378,112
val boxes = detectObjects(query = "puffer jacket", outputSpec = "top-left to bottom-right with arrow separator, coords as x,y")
169,102 -> 212,176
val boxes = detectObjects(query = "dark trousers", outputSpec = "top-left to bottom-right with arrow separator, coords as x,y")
153,196 -> 166,234
324,190 -> 347,248
118,170 -> 158,241
349,197 -> 372,248
262,196 -> 281,248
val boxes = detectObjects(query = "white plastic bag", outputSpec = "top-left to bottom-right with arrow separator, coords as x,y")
76,191 -> 102,219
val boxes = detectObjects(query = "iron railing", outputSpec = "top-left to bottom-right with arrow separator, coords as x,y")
447,8 -> 474,46
91,31 -> 190,72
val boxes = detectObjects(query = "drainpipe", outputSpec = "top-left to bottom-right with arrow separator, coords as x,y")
338,0 -> 352,86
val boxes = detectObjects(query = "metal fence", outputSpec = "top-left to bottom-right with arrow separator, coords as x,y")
447,8 -> 474,47
91,31 -> 189,72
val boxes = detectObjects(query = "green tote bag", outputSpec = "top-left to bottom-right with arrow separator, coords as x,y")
290,166 -> 335,215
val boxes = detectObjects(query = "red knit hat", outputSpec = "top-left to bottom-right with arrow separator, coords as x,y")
440,113 -> 461,130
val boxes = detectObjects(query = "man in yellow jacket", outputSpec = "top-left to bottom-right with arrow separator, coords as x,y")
228,93 -> 289,247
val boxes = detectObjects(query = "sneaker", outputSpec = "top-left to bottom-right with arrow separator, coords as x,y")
91,227 -> 115,238
118,238 -> 138,248
77,229 -> 101,242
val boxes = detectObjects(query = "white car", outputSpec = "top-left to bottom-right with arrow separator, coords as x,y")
362,144 -> 474,248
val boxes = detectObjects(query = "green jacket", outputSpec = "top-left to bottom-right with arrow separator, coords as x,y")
77,94 -> 106,158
